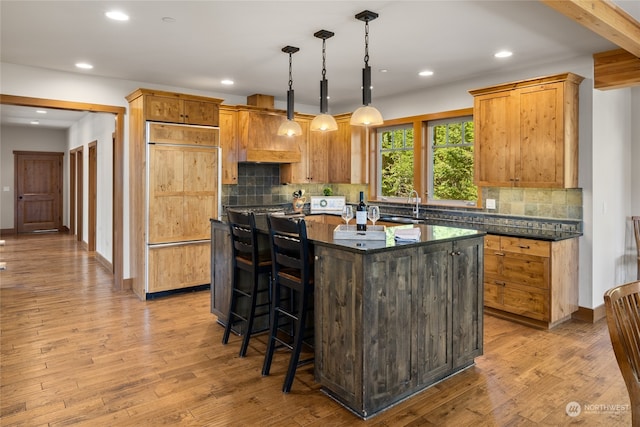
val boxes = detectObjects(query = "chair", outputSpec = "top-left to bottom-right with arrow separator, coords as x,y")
604,280 -> 640,425
262,214 -> 314,393
633,216 -> 639,280
222,210 -> 272,357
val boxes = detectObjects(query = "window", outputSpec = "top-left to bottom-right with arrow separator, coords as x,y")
378,125 -> 414,199
428,116 -> 477,205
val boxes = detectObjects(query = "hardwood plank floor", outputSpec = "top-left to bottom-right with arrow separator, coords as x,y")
0,233 -> 632,426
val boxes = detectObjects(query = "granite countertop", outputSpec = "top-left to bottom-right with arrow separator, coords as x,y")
211,214 -> 485,254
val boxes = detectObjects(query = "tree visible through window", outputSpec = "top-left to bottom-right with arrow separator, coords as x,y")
429,117 -> 477,203
380,126 -> 414,198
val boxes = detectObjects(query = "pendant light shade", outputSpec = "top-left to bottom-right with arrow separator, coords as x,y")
311,29 -> 338,132
277,45 -> 302,137
351,10 -> 383,127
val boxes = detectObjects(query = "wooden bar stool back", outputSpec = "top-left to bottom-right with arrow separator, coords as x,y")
633,216 -> 640,280
604,280 -> 640,425
262,214 -> 314,393
222,209 -> 272,357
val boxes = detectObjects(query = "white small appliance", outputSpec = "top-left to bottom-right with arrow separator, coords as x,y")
310,196 -> 346,214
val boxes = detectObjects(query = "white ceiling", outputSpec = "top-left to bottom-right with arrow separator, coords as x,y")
1,0 -> 639,129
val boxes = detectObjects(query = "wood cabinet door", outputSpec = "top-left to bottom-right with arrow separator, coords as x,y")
451,237 -> 484,368
474,91 -> 516,186
145,95 -> 182,123
210,222 -> 232,322
517,83 -> 564,187
219,107 -> 238,184
148,122 -> 219,146
148,145 -> 218,243
416,242 -> 453,383
307,130 -> 328,183
328,117 -> 355,183
182,100 -> 219,126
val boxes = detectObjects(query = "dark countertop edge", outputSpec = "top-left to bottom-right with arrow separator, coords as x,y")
211,215 -> 582,242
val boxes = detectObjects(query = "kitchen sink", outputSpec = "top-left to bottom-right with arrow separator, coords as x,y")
380,216 -> 425,224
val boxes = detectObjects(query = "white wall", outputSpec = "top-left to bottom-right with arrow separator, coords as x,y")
0,125 -> 68,229
67,113 -> 116,263
591,89 -> 633,305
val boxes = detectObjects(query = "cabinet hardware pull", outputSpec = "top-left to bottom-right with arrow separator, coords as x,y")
450,251 -> 461,256
495,252 -> 505,256
518,245 -> 530,249
495,281 -> 506,286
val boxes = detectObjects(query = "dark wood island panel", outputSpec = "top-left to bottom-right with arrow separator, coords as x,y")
314,234 -> 484,418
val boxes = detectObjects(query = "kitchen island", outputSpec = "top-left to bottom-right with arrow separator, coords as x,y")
210,215 -> 485,418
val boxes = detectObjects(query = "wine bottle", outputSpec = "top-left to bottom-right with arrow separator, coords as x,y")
356,191 -> 367,231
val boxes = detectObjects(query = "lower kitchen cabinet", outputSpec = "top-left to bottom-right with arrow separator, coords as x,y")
483,234 -> 578,328
314,235 -> 484,417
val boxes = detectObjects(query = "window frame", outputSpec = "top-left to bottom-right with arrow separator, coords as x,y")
369,108 -> 478,208
426,114 -> 477,207
376,123 -> 416,203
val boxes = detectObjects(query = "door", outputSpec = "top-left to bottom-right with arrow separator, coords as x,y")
14,151 -> 63,233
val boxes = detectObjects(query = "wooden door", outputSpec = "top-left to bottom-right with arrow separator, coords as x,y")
14,151 -> 63,233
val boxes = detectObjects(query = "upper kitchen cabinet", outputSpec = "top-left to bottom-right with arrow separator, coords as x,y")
280,115 -> 328,184
328,113 -> 367,184
127,88 -> 222,126
219,105 -> 238,184
236,106 -> 303,163
281,113 -> 367,184
470,73 -> 584,188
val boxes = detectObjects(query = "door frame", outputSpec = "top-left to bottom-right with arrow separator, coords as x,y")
70,145 -> 84,244
88,141 -> 97,252
0,94 -> 126,291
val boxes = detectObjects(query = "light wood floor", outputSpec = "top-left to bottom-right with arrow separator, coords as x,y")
0,233 -> 632,426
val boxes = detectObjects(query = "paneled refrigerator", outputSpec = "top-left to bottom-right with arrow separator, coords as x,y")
145,122 -> 221,295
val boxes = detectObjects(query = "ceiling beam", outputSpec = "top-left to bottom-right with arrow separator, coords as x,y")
593,48 -> 640,89
541,0 -> 640,57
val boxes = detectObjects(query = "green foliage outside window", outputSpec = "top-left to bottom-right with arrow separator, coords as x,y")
431,119 -> 477,202
380,127 -> 414,198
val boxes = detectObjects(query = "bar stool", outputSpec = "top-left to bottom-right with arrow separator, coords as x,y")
262,214 -> 314,393
222,210 -> 272,357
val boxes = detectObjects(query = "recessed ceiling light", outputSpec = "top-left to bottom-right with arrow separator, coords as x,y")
419,70 -> 434,77
105,11 -> 129,21
162,17 -> 176,23
379,69 -> 388,73
221,79 -> 234,86
36,110 -> 47,114
494,50 -> 513,58
30,120 -> 39,125
75,62 -> 94,70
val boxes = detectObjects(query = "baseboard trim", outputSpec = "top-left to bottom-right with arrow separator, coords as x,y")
123,278 -> 133,290
95,252 -> 113,273
572,305 -> 606,323
1,228 -> 16,236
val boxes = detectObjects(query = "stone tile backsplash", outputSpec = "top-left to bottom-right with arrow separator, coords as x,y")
221,163 -> 583,230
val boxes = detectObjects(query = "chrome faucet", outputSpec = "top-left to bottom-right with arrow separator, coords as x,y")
409,189 -> 420,218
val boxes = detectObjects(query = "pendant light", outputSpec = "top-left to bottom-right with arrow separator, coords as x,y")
277,46 -> 303,137
351,10 -> 384,127
310,30 -> 338,132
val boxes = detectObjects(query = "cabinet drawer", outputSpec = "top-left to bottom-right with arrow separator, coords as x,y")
148,242 -> 210,292
502,284 -> 549,321
500,237 -> 550,257
501,253 -> 549,289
